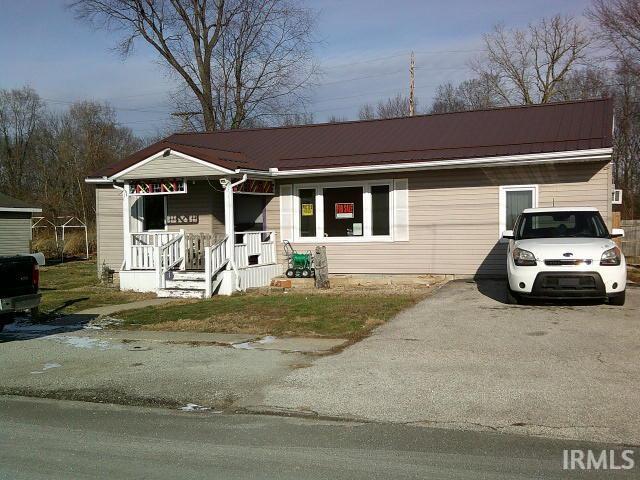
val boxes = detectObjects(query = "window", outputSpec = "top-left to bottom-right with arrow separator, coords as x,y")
293,180 -> 395,241
299,188 -> 316,237
499,185 -> 537,237
323,187 -> 363,237
371,185 -> 390,236
143,195 -> 166,231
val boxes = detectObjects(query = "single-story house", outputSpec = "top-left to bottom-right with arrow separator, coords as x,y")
0,192 -> 42,256
86,98 -> 615,298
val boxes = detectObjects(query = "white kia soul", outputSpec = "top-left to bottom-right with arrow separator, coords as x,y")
503,207 -> 626,305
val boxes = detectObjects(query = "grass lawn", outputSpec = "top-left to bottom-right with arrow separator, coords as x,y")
116,291 -> 429,340
39,260 -> 152,316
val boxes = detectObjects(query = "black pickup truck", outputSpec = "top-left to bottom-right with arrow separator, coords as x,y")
0,255 -> 41,331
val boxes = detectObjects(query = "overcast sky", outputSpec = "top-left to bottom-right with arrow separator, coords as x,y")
0,0 -> 594,137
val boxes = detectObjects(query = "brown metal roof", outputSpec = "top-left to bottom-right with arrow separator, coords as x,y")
90,98 -> 613,178
0,192 -> 41,212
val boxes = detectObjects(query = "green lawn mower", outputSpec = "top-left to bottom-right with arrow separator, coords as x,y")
283,240 -> 315,278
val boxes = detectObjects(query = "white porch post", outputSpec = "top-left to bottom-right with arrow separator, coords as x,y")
122,182 -> 131,270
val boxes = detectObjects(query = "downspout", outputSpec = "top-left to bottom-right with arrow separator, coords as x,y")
113,183 -> 130,271
220,174 -> 247,292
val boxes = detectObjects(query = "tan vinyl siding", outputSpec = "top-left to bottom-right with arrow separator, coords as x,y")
267,161 -> 611,277
96,185 -> 124,273
0,212 -> 32,256
166,181 -> 225,236
119,153 -> 227,179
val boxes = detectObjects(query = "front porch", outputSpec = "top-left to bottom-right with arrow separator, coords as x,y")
117,174 -> 280,298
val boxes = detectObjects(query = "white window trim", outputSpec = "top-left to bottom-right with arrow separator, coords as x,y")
293,179 -> 394,243
499,184 -> 538,239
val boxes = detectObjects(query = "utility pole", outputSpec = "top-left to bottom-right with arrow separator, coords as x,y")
409,51 -> 415,117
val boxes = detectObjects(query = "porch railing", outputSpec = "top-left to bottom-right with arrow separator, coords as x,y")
130,232 -> 181,270
234,231 -> 277,268
155,233 -> 185,289
129,231 -> 277,278
204,236 -> 230,296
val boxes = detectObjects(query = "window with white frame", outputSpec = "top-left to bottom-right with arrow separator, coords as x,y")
292,180 -> 395,241
499,185 -> 538,235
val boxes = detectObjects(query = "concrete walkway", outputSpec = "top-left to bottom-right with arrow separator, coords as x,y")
73,298 -> 175,316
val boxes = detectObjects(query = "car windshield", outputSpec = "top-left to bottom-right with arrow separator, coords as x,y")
515,211 -> 610,240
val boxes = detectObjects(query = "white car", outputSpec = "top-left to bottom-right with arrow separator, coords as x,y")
503,207 -> 626,306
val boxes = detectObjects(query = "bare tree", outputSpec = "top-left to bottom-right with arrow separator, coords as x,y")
0,87 -> 44,198
589,0 -> 640,75
71,0 -> 316,131
553,67 -> 612,101
430,75 -> 505,113
327,114 -> 348,123
358,93 -> 413,120
279,112 -> 314,126
358,103 -> 375,120
472,15 -> 592,104
376,93 -> 412,118
35,102 -> 141,222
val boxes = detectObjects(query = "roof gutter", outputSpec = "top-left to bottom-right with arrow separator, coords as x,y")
85,176 -> 113,184
0,207 -> 42,213
238,148 -> 612,178
86,147 -> 613,183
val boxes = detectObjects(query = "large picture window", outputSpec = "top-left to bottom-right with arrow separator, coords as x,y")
323,187 -> 363,237
293,180 -> 394,241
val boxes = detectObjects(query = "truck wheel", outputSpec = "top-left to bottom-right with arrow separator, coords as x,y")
506,287 -> 520,305
608,291 -> 626,306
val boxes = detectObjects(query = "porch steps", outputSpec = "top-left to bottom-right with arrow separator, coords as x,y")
158,270 -> 222,299
157,288 -> 206,299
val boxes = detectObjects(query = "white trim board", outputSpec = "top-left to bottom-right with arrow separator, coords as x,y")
270,148 -> 612,177
0,207 -> 42,213
89,147 -> 613,183
290,178 -> 399,243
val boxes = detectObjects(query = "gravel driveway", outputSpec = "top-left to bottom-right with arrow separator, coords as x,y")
257,280 -> 640,444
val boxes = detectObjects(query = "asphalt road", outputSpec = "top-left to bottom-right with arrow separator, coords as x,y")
0,396 -> 636,480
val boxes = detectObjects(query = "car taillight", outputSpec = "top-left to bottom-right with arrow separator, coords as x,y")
32,262 -> 40,290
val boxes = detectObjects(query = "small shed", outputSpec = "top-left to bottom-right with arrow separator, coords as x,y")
0,192 -> 42,256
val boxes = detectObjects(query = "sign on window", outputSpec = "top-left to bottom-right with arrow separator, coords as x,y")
301,203 -> 314,216
335,202 -> 354,219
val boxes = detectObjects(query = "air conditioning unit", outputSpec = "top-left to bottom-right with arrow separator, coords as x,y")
612,189 -> 622,205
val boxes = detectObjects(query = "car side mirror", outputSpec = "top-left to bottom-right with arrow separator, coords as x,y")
610,228 -> 624,239
502,230 -> 514,239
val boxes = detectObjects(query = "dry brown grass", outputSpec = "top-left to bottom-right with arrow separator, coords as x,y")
117,286 -> 436,339
32,229 -> 96,259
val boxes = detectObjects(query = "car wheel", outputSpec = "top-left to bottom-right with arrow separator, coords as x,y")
506,287 -> 520,305
608,291 -> 626,306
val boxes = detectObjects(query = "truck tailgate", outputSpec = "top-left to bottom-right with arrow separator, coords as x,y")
0,256 -> 38,298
